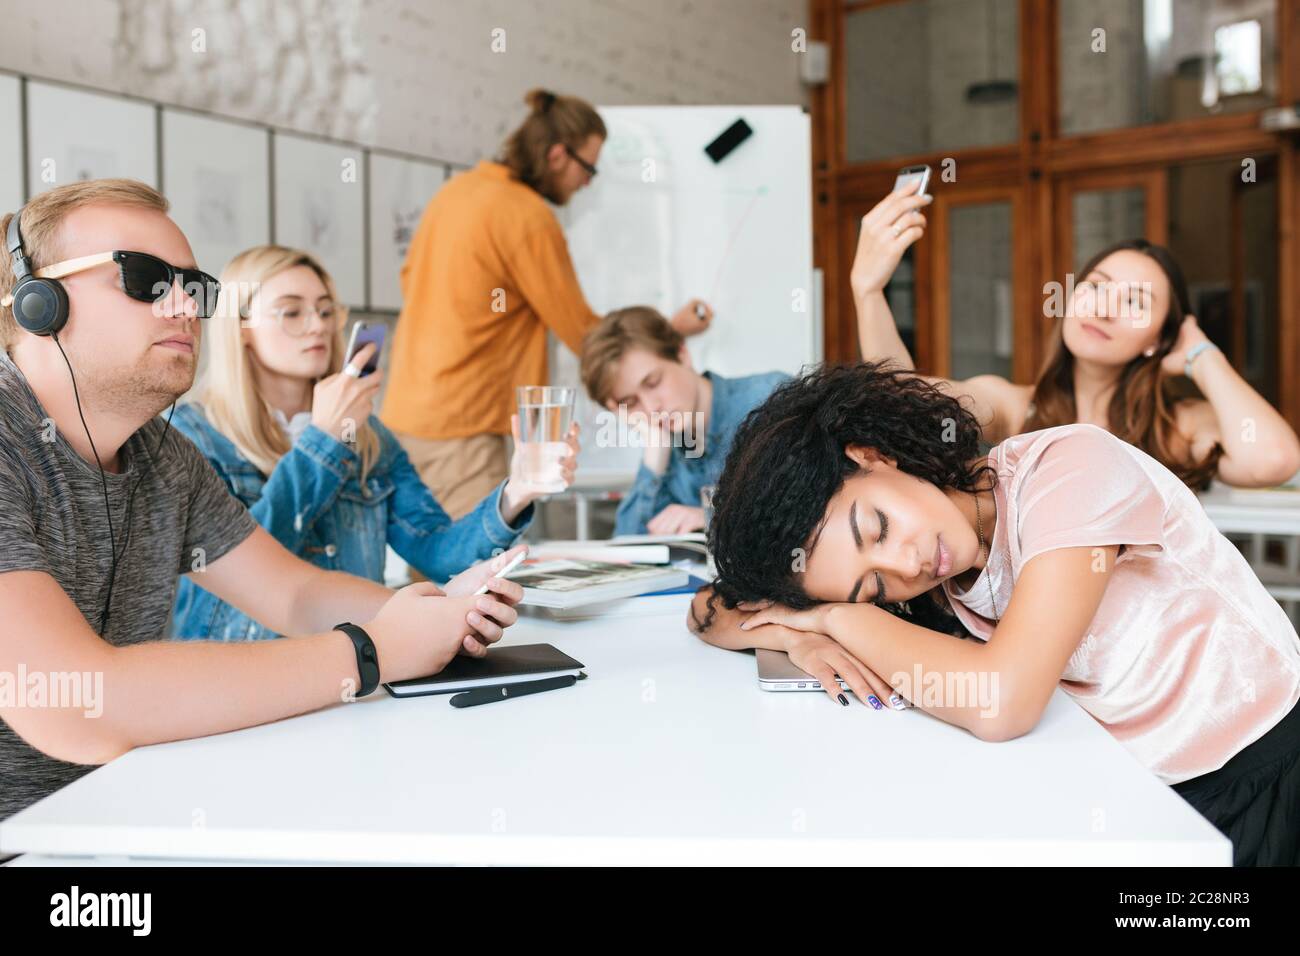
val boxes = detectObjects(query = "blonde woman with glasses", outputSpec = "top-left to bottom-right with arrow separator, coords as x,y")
171,245 -> 576,640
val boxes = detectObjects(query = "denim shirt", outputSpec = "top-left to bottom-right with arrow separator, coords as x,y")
170,403 -> 532,641
614,370 -> 787,535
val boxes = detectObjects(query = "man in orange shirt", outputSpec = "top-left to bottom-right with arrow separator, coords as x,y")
382,89 -> 711,518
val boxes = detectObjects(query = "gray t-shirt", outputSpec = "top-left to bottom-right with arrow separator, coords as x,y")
0,351 -> 259,821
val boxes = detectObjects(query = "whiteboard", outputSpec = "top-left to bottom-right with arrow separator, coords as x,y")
272,132 -> 365,307
162,109 -> 270,280
367,152 -> 446,311
0,75 -> 21,212
26,82 -> 158,196
556,105 -> 815,476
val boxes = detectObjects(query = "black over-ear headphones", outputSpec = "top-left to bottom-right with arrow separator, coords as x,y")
6,205 -> 69,336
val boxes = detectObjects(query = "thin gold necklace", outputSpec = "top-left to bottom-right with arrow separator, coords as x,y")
974,490 -> 999,622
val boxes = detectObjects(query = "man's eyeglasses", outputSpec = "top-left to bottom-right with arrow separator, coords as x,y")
564,145 -> 598,178
0,249 -> 221,318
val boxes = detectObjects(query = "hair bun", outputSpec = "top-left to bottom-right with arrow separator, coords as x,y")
526,89 -> 557,114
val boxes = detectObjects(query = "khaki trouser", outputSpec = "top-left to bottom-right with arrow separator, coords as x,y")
394,431 -> 511,521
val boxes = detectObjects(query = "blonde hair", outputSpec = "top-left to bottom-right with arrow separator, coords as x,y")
580,306 -> 685,406
1,178 -> 169,351
197,244 -> 380,481
498,89 -> 606,200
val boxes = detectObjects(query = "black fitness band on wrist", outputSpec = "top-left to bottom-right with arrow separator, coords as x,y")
335,622 -> 380,698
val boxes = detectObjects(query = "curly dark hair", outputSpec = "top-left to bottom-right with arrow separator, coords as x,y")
702,361 -> 996,634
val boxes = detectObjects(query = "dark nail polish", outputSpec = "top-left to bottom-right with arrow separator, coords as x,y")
868,695 -> 884,710
837,693 -> 849,706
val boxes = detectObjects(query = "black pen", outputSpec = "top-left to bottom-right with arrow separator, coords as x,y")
449,674 -> 581,708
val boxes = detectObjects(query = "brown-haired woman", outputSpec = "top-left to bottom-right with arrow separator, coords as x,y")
382,89 -> 712,518
850,183 -> 1300,489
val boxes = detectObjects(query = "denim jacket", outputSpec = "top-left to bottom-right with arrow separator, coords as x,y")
614,370 -> 788,535
170,403 -> 532,641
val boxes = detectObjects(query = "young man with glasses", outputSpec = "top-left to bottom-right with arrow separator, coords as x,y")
0,179 -> 524,824
381,88 -> 712,520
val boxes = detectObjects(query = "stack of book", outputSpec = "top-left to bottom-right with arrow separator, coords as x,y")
506,535 -> 711,621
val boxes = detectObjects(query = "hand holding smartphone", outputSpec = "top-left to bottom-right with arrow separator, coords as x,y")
893,164 -> 931,199
343,320 -> 386,377
849,166 -> 933,297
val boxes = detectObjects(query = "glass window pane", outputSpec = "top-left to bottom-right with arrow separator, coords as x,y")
949,202 -> 1013,380
1165,158 -> 1278,405
1072,188 -> 1146,271
844,0 -> 1019,163
1058,0 -> 1277,136
884,247 -> 917,359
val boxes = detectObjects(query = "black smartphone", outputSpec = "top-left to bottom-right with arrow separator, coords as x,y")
343,320 -> 386,377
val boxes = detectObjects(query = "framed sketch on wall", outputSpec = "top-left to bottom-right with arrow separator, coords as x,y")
272,131 -> 365,306
26,81 -> 157,197
0,74 -> 22,212
162,108 -> 270,280
367,151 -> 445,311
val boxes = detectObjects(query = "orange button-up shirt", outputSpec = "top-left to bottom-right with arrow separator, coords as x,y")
381,161 -> 600,439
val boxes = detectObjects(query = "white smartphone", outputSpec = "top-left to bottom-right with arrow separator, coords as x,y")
894,164 -> 932,199
474,550 -> 528,595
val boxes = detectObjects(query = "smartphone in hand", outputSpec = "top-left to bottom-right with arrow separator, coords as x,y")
894,164 -> 932,199
343,320 -> 386,377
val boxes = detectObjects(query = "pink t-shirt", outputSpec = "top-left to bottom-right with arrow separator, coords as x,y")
941,423 -> 1300,784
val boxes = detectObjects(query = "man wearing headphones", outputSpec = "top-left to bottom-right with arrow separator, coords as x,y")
0,179 -> 525,825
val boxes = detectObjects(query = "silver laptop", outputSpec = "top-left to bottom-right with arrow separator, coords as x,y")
756,648 -> 848,692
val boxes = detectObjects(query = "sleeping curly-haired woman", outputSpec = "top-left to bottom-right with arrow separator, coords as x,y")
690,361 -> 1300,866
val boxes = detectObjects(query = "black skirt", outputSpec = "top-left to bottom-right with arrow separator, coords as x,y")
1171,697 -> 1300,866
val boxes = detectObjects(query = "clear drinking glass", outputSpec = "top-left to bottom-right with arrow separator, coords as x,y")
515,386 -> 575,493
700,484 -> 717,531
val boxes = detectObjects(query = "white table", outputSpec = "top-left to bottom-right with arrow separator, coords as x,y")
0,609 -> 1229,866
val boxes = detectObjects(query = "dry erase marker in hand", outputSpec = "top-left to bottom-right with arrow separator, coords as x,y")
474,550 -> 527,595
695,302 -> 708,322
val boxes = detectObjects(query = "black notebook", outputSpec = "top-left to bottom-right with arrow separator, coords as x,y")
382,643 -> 586,698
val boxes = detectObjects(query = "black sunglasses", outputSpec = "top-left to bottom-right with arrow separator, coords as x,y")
564,145 -> 598,178
113,250 -> 222,318
26,248 -> 222,319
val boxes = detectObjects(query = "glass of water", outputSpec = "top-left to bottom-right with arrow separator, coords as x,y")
700,484 -> 717,530
515,386 -> 575,493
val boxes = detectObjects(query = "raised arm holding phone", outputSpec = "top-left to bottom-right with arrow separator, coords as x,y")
851,169 -> 1299,489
